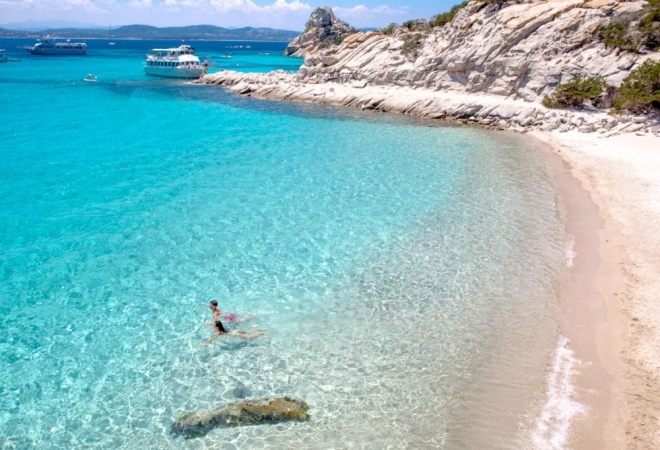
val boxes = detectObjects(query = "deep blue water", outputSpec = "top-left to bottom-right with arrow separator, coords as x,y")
0,39 -> 567,449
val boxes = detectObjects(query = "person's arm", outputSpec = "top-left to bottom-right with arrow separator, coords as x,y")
200,331 -> 222,347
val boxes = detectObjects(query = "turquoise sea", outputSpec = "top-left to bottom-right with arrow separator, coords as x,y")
0,39 -> 570,449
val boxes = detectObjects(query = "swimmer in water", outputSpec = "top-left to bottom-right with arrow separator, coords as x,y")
200,319 -> 265,347
207,299 -> 253,323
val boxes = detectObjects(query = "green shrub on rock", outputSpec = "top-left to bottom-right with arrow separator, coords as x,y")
380,23 -> 397,35
614,59 -> 660,113
402,20 -> 416,31
594,0 -> 660,51
594,20 -> 639,51
542,76 -> 610,109
430,1 -> 469,28
400,34 -> 422,56
639,6 -> 660,50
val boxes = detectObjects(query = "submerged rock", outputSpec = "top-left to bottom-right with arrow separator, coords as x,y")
232,384 -> 251,399
172,397 -> 309,438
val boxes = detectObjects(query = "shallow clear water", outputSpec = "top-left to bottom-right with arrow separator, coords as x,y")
0,39 -> 567,449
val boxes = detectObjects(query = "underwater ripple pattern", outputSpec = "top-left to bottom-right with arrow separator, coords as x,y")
0,44 -> 566,449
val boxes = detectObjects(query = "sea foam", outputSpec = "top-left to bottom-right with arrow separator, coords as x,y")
532,336 -> 585,450
565,236 -> 577,268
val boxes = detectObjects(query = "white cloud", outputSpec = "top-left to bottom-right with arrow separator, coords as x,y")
0,0 -> 107,10
263,0 -> 310,12
159,0 -> 310,14
332,4 -> 408,20
128,0 -> 151,9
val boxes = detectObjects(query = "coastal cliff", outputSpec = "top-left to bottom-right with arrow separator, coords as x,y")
197,0 -> 660,135
295,0 -> 656,101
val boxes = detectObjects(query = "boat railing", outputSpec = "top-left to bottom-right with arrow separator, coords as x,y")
200,55 -> 220,69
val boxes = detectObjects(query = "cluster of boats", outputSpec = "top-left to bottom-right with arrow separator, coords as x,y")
14,38 -> 213,79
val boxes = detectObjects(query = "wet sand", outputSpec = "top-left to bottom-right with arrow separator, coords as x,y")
531,131 -> 660,449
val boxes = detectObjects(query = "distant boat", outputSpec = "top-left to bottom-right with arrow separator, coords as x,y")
25,38 -> 86,56
83,73 -> 98,83
143,44 -> 207,79
1,49 -> 21,62
109,42 -> 116,46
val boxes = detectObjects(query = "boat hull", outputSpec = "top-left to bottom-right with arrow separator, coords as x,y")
143,66 -> 205,79
27,48 -> 86,56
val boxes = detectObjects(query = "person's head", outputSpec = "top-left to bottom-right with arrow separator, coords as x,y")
209,300 -> 218,308
214,320 -> 226,333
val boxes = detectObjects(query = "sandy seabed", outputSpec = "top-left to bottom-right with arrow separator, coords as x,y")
198,73 -> 660,448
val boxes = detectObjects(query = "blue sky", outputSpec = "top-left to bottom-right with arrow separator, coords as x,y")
0,0 -> 462,30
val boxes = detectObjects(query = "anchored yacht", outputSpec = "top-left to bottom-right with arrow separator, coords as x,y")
26,38 -> 87,56
143,45 -> 208,79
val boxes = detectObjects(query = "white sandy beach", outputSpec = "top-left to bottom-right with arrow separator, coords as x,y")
532,131 -> 660,449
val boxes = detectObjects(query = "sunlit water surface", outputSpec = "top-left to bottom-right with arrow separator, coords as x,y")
0,39 -> 566,449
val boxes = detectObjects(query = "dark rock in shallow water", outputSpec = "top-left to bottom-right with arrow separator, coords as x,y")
172,397 -> 309,438
232,384 -> 251,399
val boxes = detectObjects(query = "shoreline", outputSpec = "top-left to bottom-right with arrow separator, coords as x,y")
195,72 -> 660,448
532,132 -> 624,449
195,71 -> 660,138
532,131 -> 660,449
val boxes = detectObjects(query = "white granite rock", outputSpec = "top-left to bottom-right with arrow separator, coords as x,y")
291,0 -> 653,102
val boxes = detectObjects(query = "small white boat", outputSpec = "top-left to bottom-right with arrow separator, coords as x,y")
83,73 -> 98,82
109,42 -> 116,46
143,44 -> 207,79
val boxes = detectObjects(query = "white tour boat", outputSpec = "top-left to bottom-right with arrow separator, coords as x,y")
143,45 -> 208,79
26,38 -> 87,56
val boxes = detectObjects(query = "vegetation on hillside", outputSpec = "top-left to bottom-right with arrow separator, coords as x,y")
380,23 -> 397,35
0,24 -> 300,41
594,21 -> 639,51
378,0 -> 470,34
542,61 -> 660,114
430,1 -> 469,28
594,0 -> 660,52
541,76 -> 611,108
400,33 -> 423,57
614,59 -> 660,113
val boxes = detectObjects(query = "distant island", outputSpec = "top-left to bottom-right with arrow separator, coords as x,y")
0,24 -> 301,41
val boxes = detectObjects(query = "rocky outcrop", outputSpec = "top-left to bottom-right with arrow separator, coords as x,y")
171,397 -> 309,438
293,0 -> 656,101
284,7 -> 357,57
196,69 -> 660,136
197,1 -> 660,136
